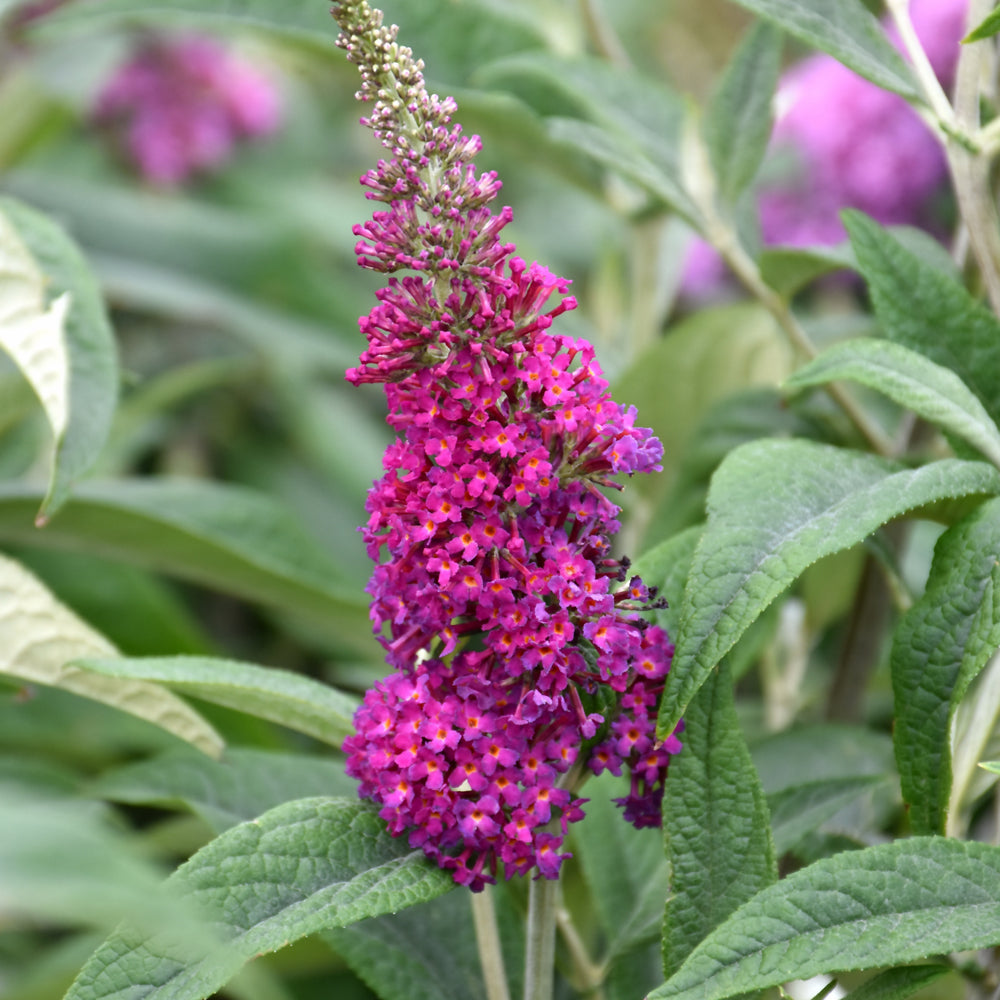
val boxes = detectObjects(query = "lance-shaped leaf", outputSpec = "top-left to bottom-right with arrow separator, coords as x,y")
92,747 -> 358,834
0,552 -> 222,757
648,837 -> 1000,1000
703,21 -> 782,206
75,655 -> 357,748
65,797 -> 453,1000
725,0 -> 920,100
892,497 -> 1000,834
844,210 -> 1000,426
786,337 -> 1000,468
0,479 -> 375,656
657,440 -> 1000,739
0,198 -> 118,522
662,660 -> 776,977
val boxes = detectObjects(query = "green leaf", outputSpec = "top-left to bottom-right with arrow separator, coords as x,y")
662,660 -> 776,977
842,965 -> 951,1000
725,0 -> 920,100
65,797 -> 454,1000
759,243 -> 855,297
631,525 -> 703,639
703,22 -> 782,205
30,0 -> 339,49
751,723 -> 895,794
844,210 -> 1000,426
0,198 -> 118,522
892,497 -> 1000,834
657,440 -> 1000,739
964,4 -> 1000,43
92,747 -> 358,834
478,54 -> 697,222
649,837 -> 1000,1000
573,774 -> 670,962
768,775 -> 888,855
0,552 -> 223,757
325,889 -> 522,1000
0,793 -> 181,930
0,478 -> 375,657
75,655 -> 358,748
786,337 -> 1000,467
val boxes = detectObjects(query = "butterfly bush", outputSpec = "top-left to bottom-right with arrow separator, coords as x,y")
682,0 -> 967,298
332,0 -> 682,890
93,34 -> 281,185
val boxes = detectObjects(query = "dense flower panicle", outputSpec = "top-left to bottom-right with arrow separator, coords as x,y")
333,0 -> 681,888
682,0 -> 967,298
93,35 -> 281,185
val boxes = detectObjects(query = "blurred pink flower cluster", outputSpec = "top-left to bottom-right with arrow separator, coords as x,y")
683,0 -> 967,299
93,34 -> 281,185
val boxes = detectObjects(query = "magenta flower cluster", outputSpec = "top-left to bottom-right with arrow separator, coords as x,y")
93,34 -> 281,185
682,0 -> 967,298
333,1 -> 681,889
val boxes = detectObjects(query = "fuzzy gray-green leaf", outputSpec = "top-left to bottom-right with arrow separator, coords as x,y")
786,337 -> 1000,468
703,21 -> 782,205
663,660 -> 776,976
65,797 -> 453,1000
892,497 -> 1000,834
649,837 -> 1000,1000
657,440 -> 1000,739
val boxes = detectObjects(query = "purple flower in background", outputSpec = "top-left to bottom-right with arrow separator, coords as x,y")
332,0 -> 682,889
93,35 -> 281,185
682,0 -> 967,297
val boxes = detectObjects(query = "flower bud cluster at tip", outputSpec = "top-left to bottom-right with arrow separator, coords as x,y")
332,2 -> 682,890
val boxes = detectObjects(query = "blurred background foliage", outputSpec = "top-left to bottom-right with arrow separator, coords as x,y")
0,0 -> 962,997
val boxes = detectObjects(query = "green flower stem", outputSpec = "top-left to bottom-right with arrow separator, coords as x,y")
523,875 -> 560,1000
472,885 -> 512,1000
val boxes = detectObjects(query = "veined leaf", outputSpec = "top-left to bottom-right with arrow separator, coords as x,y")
0,552 -> 222,757
0,198 -> 118,522
893,497 -> 1000,833
786,337 -> 1000,468
649,837 -> 1000,1000
0,478 -> 375,657
75,655 -> 358,748
657,440 -> 1000,739
65,797 -> 453,1000
703,21 -> 782,206
844,211 -> 1000,427
725,0 -> 920,100
662,660 -> 775,977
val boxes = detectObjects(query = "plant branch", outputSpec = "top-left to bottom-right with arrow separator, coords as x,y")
708,219 -> 896,456
473,885 -> 512,1000
889,0 -> 1000,316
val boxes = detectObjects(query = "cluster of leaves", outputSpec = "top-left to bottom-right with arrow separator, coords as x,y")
4,1 -> 1000,999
